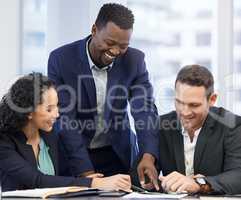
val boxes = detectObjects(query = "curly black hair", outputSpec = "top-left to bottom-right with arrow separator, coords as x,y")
95,3 -> 134,30
0,73 -> 55,134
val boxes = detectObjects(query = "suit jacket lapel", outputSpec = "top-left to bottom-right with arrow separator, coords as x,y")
77,36 -> 97,112
11,131 -> 59,174
194,113 -> 215,172
171,119 -> 186,174
11,132 -> 37,168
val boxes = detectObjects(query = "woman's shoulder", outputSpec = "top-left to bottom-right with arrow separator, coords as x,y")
0,132 -> 16,148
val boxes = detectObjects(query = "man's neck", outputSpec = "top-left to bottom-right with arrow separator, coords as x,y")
187,129 -> 195,142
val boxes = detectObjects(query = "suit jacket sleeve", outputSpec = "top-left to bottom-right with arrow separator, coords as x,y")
205,125 -> 241,194
0,134 -> 92,190
129,52 -> 159,160
48,51 -> 94,175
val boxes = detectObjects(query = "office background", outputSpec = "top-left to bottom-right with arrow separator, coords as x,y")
0,0 -> 241,115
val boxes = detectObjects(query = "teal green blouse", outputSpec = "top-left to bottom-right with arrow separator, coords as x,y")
37,138 -> 55,175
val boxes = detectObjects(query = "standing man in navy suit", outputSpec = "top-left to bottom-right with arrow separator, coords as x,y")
48,3 -> 159,190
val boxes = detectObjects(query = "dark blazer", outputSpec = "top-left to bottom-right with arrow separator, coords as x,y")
47,36 -> 159,175
159,107 -> 241,194
0,130 -> 92,192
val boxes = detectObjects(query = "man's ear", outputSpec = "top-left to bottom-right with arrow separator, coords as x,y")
28,113 -> 33,120
91,24 -> 97,36
209,93 -> 217,106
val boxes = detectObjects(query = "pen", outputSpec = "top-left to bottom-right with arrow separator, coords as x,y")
131,185 -> 149,193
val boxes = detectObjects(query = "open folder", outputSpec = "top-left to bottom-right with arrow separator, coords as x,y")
2,186 -> 100,199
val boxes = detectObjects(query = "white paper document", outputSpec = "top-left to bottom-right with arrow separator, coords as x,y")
2,186 -> 92,198
200,196 -> 241,200
123,192 -> 188,199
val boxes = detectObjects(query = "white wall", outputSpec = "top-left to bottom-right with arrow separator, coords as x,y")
216,0 -> 233,110
46,0 -> 90,54
0,0 -> 21,98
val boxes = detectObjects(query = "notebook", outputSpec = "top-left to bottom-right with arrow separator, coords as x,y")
2,186 -> 99,199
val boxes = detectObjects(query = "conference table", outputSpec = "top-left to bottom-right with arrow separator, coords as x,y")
2,195 -> 241,200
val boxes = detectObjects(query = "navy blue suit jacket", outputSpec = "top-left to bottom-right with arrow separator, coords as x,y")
0,131 -> 92,192
48,36 -> 159,175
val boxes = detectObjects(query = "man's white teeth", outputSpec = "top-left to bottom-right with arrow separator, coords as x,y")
105,53 -> 114,59
48,119 -> 56,125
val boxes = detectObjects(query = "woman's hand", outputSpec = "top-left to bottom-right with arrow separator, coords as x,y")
91,174 -> 132,192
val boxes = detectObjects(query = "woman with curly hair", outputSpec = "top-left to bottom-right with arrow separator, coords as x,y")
0,73 -> 131,192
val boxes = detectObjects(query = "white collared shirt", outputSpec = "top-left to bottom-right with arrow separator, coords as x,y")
182,127 -> 202,176
86,37 -> 113,149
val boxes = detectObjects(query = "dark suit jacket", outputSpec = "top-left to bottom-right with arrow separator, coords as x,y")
159,107 -> 241,194
47,35 -> 159,175
0,130 -> 92,192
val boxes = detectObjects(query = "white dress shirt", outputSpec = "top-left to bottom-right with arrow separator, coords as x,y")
86,38 -> 113,149
182,127 -> 202,176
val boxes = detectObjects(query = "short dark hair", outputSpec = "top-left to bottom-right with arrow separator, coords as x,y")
95,3 -> 134,29
0,73 -> 55,134
175,65 -> 214,98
